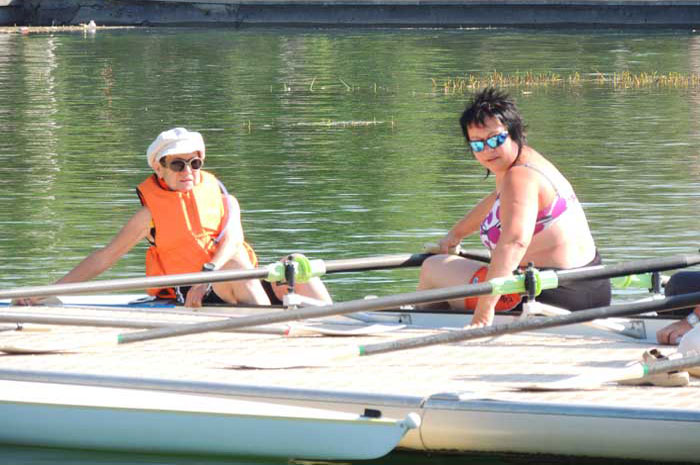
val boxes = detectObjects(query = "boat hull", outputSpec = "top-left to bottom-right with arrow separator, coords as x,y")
0,380 -> 418,460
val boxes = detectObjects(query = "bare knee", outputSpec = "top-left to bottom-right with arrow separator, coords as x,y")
222,248 -> 256,270
419,254 -> 450,288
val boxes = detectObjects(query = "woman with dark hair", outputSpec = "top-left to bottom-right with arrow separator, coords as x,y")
417,88 -> 610,326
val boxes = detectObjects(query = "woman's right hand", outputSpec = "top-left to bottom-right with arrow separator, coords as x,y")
437,233 -> 462,254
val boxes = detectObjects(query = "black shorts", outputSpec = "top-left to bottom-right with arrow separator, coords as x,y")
261,280 -> 283,305
175,285 -> 226,305
663,271 -> 700,317
516,251 -> 612,312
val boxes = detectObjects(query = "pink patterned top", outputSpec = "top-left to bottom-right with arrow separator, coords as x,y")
479,164 -> 579,250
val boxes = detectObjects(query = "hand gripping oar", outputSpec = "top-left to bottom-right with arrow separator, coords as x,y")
1,252 -> 488,301
423,242 -> 491,263
73,253 -> 700,347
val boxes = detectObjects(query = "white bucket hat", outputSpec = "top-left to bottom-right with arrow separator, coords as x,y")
147,127 -> 205,170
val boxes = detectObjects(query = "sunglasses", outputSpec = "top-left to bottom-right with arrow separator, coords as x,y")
469,131 -> 509,153
163,157 -> 203,172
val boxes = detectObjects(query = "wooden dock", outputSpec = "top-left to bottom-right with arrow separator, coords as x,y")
1,303 -> 700,461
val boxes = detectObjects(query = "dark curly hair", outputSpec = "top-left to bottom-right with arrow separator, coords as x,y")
459,87 -> 527,154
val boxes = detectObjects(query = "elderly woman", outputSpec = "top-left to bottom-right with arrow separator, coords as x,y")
14,128 -> 331,308
418,88 -> 610,326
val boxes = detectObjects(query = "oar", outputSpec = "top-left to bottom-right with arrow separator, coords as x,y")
76,253 -> 700,348
0,252 -> 489,301
0,311 -> 403,337
521,351 -> 700,391
356,290 -> 700,357
0,258 -> 549,354
423,242 -> 491,263
6,253 -> 700,354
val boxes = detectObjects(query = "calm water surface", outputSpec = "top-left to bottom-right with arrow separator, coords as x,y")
1,27 -> 700,464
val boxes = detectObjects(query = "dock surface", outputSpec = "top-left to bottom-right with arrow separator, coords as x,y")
0,304 -> 697,411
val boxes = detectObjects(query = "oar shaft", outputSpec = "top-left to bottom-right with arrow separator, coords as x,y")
0,253 -> 437,300
0,312 -> 288,335
359,291 -> 700,356
118,252 -> 700,345
117,281 -> 495,344
645,353 -> 700,376
0,269 -> 267,300
556,254 -> 700,283
322,250 -> 490,272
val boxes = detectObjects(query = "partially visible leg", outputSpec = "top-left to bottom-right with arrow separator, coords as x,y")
665,271 -> 700,316
656,272 -> 700,344
269,253 -> 333,305
212,248 -> 271,306
417,255 -> 483,310
271,278 -> 333,305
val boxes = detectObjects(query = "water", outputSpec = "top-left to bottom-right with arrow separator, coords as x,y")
1,27 -> 699,463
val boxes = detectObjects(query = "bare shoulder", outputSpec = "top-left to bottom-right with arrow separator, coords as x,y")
226,194 -> 240,209
131,205 -> 153,224
504,163 -> 539,188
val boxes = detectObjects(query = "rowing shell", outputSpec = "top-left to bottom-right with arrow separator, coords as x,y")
0,378 -> 419,459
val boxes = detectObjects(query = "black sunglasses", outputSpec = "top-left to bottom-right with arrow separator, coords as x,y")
161,157 -> 203,172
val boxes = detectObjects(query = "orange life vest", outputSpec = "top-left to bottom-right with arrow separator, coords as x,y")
136,171 -> 256,298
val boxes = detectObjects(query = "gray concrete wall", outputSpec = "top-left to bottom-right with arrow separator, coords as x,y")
5,0 -> 700,27
0,0 -> 22,25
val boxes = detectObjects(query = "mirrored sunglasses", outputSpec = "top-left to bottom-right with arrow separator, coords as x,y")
469,131 -> 509,153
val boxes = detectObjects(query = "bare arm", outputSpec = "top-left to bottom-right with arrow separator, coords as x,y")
55,207 -> 151,284
207,195 -> 245,268
184,195 -> 247,307
439,191 -> 498,252
473,169 -> 539,325
12,207 -> 151,306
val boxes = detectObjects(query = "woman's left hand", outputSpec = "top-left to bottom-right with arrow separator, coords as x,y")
185,283 -> 210,308
463,320 -> 488,330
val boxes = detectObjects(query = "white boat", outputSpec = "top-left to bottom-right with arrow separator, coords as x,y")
0,376 -> 419,460
2,292 -> 700,462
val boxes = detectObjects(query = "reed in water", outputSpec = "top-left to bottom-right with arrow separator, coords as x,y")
434,71 -> 700,92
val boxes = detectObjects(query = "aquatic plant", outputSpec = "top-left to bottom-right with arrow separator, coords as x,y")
433,71 -> 700,92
